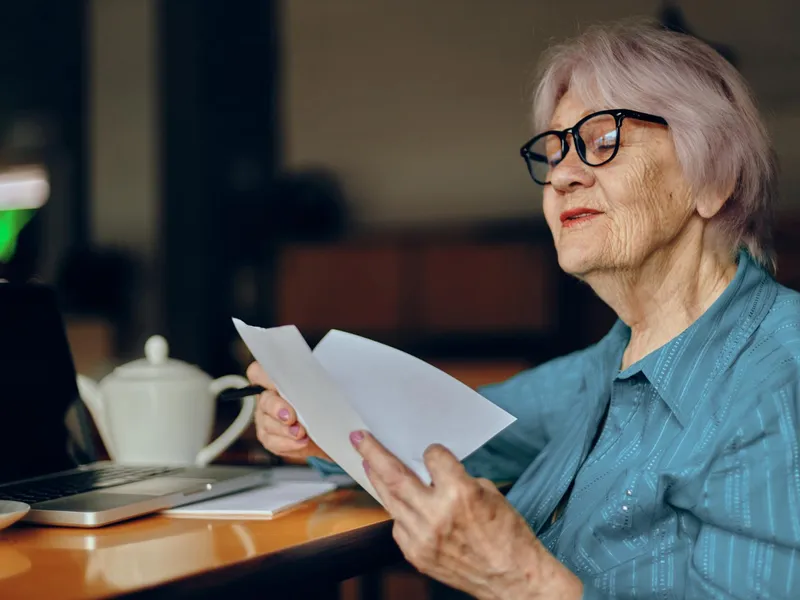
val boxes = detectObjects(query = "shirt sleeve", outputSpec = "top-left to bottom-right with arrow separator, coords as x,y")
460,352 -> 588,482
683,385 -> 800,599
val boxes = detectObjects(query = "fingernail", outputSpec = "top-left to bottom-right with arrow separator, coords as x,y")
278,409 -> 290,422
349,430 -> 365,447
289,425 -> 300,437
362,460 -> 370,474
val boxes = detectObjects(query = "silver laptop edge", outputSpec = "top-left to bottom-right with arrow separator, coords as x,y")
5,463 -> 271,528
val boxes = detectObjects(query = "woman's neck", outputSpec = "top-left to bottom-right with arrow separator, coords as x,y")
585,242 -> 737,370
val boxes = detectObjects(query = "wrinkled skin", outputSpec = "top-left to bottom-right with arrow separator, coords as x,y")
352,432 -> 583,600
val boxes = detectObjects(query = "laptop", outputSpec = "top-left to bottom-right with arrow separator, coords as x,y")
0,282 -> 270,527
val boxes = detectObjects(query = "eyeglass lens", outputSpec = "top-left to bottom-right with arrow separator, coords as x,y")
528,113 -> 619,184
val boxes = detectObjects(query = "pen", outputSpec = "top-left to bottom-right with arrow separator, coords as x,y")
218,385 -> 265,402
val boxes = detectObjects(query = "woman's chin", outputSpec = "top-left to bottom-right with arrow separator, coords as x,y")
556,245 -> 603,277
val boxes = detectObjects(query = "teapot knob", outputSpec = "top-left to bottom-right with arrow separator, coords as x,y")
144,335 -> 169,365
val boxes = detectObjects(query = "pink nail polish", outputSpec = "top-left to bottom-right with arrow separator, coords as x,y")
289,425 -> 300,437
362,460 -> 370,474
278,409 -> 290,422
349,430 -> 365,447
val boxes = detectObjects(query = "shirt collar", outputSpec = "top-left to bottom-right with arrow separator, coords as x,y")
610,250 -> 778,427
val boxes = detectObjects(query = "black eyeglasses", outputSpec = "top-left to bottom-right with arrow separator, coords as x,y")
520,109 -> 668,185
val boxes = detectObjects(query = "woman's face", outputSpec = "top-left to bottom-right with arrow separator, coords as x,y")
542,90 -> 696,278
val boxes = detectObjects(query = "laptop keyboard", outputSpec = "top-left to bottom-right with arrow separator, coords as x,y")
0,465 -> 179,505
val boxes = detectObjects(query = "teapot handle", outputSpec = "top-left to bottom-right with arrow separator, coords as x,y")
195,375 -> 256,466
76,374 -> 116,460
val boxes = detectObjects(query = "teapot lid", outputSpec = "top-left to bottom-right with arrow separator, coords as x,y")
113,335 -> 206,380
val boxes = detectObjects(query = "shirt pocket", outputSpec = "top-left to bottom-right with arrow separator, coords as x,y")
601,478 -> 651,551
571,472 -> 653,574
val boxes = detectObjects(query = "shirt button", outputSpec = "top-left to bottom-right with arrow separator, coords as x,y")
621,505 -> 629,512
625,489 -> 633,496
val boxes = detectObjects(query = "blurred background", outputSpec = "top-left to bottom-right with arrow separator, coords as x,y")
4,0 -> 798,377
0,0 -> 798,595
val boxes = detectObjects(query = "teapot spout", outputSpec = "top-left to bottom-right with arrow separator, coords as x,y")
76,374 -> 115,460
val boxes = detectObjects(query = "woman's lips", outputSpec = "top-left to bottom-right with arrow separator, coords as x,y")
560,208 -> 603,227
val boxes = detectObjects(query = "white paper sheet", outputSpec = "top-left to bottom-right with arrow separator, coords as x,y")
163,481 -> 337,519
232,319 -> 516,505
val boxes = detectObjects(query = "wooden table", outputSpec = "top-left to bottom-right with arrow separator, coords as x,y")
0,489 -> 400,599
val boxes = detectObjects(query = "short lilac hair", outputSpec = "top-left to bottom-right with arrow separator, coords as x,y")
533,20 -> 778,273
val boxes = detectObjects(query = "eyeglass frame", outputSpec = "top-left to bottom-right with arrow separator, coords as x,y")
519,109 -> 669,185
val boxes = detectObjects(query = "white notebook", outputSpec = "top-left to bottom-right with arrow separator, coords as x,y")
163,480 -> 337,520
232,320 -> 517,506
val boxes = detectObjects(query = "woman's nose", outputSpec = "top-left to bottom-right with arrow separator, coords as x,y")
549,140 -> 594,192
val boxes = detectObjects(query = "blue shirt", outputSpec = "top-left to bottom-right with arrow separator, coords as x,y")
465,250 -> 800,599
313,249 -> 800,599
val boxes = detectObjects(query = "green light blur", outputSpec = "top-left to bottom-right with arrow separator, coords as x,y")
0,208 -> 35,262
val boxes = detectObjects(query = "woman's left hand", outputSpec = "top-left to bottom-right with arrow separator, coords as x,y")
350,431 -> 583,600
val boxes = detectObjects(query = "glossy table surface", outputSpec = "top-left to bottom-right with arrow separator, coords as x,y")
0,489 -> 396,599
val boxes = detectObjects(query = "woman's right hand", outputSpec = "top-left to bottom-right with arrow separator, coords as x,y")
246,361 -> 332,462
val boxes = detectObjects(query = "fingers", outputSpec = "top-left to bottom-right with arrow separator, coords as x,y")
257,388 -> 298,426
422,444 -> 468,487
251,378 -> 308,456
246,361 -> 333,463
255,409 -> 309,451
391,521 -> 417,565
475,477 -> 497,492
256,407 -> 307,441
367,464 -> 423,524
254,410 -> 330,460
246,361 -> 276,390
255,428 -> 309,454
246,361 -> 299,425
351,431 -> 427,506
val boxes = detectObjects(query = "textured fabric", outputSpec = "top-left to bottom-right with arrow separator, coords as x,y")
466,250 -> 800,599
310,249 -> 800,599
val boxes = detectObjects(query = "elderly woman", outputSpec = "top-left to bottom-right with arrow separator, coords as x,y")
247,21 -> 800,599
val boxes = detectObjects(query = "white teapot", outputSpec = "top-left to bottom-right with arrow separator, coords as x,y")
76,335 -> 256,466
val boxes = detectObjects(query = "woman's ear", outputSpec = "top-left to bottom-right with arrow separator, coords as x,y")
696,179 -> 736,220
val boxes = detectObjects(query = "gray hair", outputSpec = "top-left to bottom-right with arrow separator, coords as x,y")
532,20 -> 778,273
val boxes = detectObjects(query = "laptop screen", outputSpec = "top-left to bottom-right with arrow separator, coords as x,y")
0,283 -> 79,484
